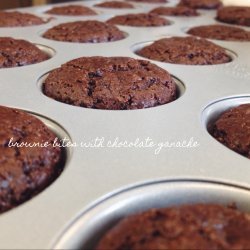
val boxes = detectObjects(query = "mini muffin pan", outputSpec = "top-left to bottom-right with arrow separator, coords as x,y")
0,0 -> 249,249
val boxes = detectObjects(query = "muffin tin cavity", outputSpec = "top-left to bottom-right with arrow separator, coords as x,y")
202,96 -> 250,133
31,111 -> 72,164
202,96 -> 250,158
53,179 -> 250,249
35,43 -> 56,59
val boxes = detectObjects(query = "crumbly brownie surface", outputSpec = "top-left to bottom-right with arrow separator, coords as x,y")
94,1 -> 134,8
216,6 -> 250,27
0,106 -> 62,213
106,13 -> 170,27
187,24 -> 250,41
150,6 -> 199,16
137,36 -> 231,65
45,5 -> 96,15
42,56 -> 177,110
210,104 -> 250,159
0,11 -> 46,27
127,0 -> 167,3
96,204 -> 250,250
0,37 -> 49,68
178,0 -> 222,9
42,20 -> 125,43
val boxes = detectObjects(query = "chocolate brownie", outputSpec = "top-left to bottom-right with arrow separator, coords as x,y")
106,13 -> 170,27
150,6 -> 199,16
137,36 -> 231,65
127,0 -> 167,3
42,20 -> 125,43
210,104 -> 250,159
0,11 -> 46,27
216,6 -> 250,27
96,204 -> 250,249
95,1 -> 134,8
42,56 -> 177,110
0,37 -> 49,68
178,0 -> 222,9
187,24 -> 250,41
45,5 -> 96,15
0,106 -> 63,213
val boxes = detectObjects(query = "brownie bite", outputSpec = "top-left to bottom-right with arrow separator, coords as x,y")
42,20 -> 125,43
137,36 -> 231,65
210,104 -> 250,159
106,13 -> 170,27
94,1 -> 134,8
216,6 -> 250,27
0,11 -> 46,27
96,204 -> 250,249
150,6 -> 199,16
0,37 -> 49,68
127,0 -> 167,3
0,106 -> 63,213
45,5 -> 96,15
42,56 -> 177,110
178,0 -> 222,9
187,24 -> 250,41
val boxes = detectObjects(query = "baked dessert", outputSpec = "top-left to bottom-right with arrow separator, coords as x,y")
42,56 -> 177,110
96,204 -> 250,249
136,36 -> 231,65
0,11 -> 46,27
187,24 -> 250,41
45,4 -> 96,15
94,1 -> 134,8
178,0 -> 222,9
0,37 -> 49,68
210,104 -> 250,159
127,0 -> 167,3
216,6 -> 250,27
42,20 -> 125,43
106,13 -> 170,27
0,106 -> 63,213
150,6 -> 199,16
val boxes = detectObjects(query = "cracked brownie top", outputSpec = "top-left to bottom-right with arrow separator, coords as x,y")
0,106 -> 63,213
136,36 -> 231,65
96,204 -> 250,249
0,37 -> 49,68
0,11 -> 47,27
42,20 -> 125,43
42,56 -> 177,110
45,5 -> 96,16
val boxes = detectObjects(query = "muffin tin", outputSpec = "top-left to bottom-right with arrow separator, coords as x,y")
53,179 -> 250,249
0,0 -> 249,249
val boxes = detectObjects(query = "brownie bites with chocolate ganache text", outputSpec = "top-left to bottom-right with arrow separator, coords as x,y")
0,106 -> 63,213
42,57 -> 177,110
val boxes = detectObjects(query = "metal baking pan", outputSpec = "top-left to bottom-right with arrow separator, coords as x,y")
52,178 -> 250,249
0,0 -> 249,249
